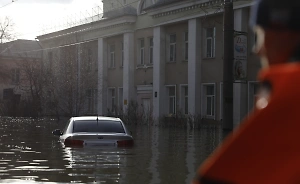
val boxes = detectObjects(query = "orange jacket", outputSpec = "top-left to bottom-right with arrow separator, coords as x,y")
193,63 -> 300,184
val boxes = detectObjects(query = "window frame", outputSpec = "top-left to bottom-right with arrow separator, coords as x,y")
138,38 -> 145,65
166,85 -> 177,115
149,37 -> 153,64
109,44 -> 115,68
180,84 -> 188,115
118,87 -> 123,114
86,88 -> 97,113
107,87 -> 116,113
87,48 -> 93,71
121,41 -> 124,67
48,51 -> 53,71
202,83 -> 216,119
169,34 -> 177,62
184,31 -> 188,61
205,27 -> 216,58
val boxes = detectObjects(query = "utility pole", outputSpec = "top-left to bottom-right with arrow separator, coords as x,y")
222,0 -> 234,130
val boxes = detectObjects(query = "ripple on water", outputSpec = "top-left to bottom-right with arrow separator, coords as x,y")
16,161 -> 29,163
14,166 -> 49,169
32,160 -> 47,162
0,152 -> 14,154
0,117 -> 225,183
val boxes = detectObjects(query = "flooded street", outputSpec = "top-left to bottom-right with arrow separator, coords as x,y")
0,117 -> 229,184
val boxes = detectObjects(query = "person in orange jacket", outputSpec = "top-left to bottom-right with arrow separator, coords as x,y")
192,0 -> 300,183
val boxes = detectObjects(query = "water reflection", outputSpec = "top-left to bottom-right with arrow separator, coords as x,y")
185,128 -> 195,184
63,147 -> 124,183
149,125 -> 160,184
0,117 -> 227,183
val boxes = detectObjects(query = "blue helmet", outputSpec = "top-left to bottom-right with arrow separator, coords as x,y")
250,0 -> 300,30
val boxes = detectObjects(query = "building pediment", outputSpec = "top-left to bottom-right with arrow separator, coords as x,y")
144,0 -> 252,19
37,15 -> 137,41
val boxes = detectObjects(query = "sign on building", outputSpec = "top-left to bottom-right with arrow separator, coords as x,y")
234,31 -> 247,81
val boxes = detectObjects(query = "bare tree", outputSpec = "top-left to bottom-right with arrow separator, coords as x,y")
0,16 -> 16,84
43,42 -> 98,118
17,55 -> 43,117
0,16 -> 15,44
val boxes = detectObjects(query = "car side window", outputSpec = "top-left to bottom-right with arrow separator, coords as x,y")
63,119 -> 72,134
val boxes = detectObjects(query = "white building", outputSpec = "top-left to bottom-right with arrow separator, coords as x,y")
37,0 -> 260,127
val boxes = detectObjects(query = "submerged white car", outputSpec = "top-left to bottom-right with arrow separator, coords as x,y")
52,116 -> 134,147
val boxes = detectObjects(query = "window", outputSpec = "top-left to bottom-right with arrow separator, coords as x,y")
184,32 -> 188,61
138,38 -> 145,65
205,27 -> 216,58
11,68 -> 20,84
169,34 -> 176,62
109,44 -> 115,68
167,86 -> 176,114
87,49 -> 92,71
86,89 -> 97,113
118,88 -> 123,113
184,86 -> 188,114
3,88 -> 13,100
180,85 -> 188,114
121,42 -> 124,67
48,51 -> 53,70
108,88 -> 116,113
149,37 -> 153,64
202,84 -> 215,118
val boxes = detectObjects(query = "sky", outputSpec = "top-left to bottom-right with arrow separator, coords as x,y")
0,0 -> 103,40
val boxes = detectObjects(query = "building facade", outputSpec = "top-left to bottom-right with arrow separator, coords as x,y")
0,39 -> 42,116
37,0 -> 260,126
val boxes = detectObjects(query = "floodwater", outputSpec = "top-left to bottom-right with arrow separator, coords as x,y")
0,117 -> 229,184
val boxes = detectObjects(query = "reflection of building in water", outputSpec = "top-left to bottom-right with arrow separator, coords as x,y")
37,0 -> 259,128
154,128 -> 188,183
0,40 -> 42,117
62,147 -> 122,183
149,126 -> 160,184
185,128 -> 195,184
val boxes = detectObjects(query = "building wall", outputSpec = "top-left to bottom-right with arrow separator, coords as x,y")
164,22 -> 189,85
134,28 -> 153,86
106,35 -> 124,88
37,0 -> 260,124
201,14 -> 223,83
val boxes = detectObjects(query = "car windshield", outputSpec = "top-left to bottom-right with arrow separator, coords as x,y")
72,120 -> 125,133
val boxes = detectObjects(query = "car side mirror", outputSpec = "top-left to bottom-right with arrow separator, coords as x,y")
52,129 -> 63,136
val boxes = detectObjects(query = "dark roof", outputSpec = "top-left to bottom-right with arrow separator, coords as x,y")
144,0 -> 189,10
103,6 -> 137,19
0,39 -> 42,59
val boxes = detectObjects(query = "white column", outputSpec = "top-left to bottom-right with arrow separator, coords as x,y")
153,26 -> 166,124
123,32 -> 135,113
188,19 -> 202,119
233,8 -> 249,127
97,38 -> 108,115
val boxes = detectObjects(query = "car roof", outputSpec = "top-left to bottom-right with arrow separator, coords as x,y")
71,116 -> 121,121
